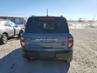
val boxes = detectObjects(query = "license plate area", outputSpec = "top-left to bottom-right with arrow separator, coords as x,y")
39,52 -> 55,58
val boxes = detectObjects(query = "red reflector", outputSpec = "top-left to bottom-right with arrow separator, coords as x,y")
68,37 -> 73,48
20,37 -> 25,47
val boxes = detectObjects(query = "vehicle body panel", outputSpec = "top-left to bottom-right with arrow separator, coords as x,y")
23,33 -> 72,51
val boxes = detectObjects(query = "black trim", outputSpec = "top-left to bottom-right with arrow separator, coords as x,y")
22,49 -> 72,53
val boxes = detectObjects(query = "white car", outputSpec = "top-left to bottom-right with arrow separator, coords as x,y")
0,19 -> 23,44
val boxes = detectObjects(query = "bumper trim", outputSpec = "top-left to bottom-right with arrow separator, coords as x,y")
22,49 -> 72,53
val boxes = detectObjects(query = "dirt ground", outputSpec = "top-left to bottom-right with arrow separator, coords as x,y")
0,29 -> 97,73
69,29 -> 97,73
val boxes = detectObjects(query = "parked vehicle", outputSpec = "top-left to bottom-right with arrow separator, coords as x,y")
0,19 -> 23,44
20,16 -> 73,63
0,16 -> 26,32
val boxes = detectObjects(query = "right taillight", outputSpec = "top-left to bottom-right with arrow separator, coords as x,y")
68,36 -> 73,48
20,36 -> 25,47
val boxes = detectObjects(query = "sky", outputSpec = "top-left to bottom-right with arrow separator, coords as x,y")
0,0 -> 97,20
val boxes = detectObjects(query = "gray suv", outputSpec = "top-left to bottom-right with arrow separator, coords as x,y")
20,16 -> 73,63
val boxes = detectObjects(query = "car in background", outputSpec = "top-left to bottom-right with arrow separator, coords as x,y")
20,16 -> 73,63
0,16 -> 27,32
11,17 -> 27,31
0,19 -> 23,44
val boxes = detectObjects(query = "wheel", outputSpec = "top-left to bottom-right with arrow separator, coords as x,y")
0,33 -> 8,44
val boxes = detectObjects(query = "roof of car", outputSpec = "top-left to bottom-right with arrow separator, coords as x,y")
0,19 -> 9,21
29,16 -> 66,20
27,16 -> 67,22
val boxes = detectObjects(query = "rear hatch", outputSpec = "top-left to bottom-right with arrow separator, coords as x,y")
23,17 -> 69,51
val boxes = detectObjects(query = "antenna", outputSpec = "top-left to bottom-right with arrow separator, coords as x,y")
46,9 -> 48,16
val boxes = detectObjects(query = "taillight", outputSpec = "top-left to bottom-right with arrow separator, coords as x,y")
68,36 -> 73,48
20,36 -> 25,47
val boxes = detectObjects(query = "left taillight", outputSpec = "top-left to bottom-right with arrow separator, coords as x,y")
20,36 -> 25,47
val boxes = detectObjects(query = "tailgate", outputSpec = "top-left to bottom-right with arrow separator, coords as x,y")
23,33 -> 68,50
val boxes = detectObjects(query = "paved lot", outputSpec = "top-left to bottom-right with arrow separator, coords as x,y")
0,29 -> 97,73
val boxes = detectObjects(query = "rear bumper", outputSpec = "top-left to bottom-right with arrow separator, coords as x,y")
22,48 -> 73,62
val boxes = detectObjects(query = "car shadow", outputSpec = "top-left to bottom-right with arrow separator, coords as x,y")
0,48 -> 70,73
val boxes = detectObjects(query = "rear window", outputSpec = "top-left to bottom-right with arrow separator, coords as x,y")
25,17 -> 69,33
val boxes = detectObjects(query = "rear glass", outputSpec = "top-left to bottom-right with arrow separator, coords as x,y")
25,17 -> 69,33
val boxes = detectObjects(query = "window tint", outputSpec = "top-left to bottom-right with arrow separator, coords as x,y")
25,17 -> 69,33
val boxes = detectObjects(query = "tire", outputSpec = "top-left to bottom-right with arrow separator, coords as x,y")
0,33 -> 8,44
57,59 -> 70,63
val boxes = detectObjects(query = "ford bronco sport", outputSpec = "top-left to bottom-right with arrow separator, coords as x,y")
20,16 -> 73,63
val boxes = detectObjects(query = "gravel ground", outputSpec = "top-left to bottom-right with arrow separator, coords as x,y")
0,29 -> 97,73
0,38 -> 20,58
69,29 -> 97,73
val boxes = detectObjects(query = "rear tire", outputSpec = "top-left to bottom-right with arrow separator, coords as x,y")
0,33 -> 8,44
57,59 -> 70,63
